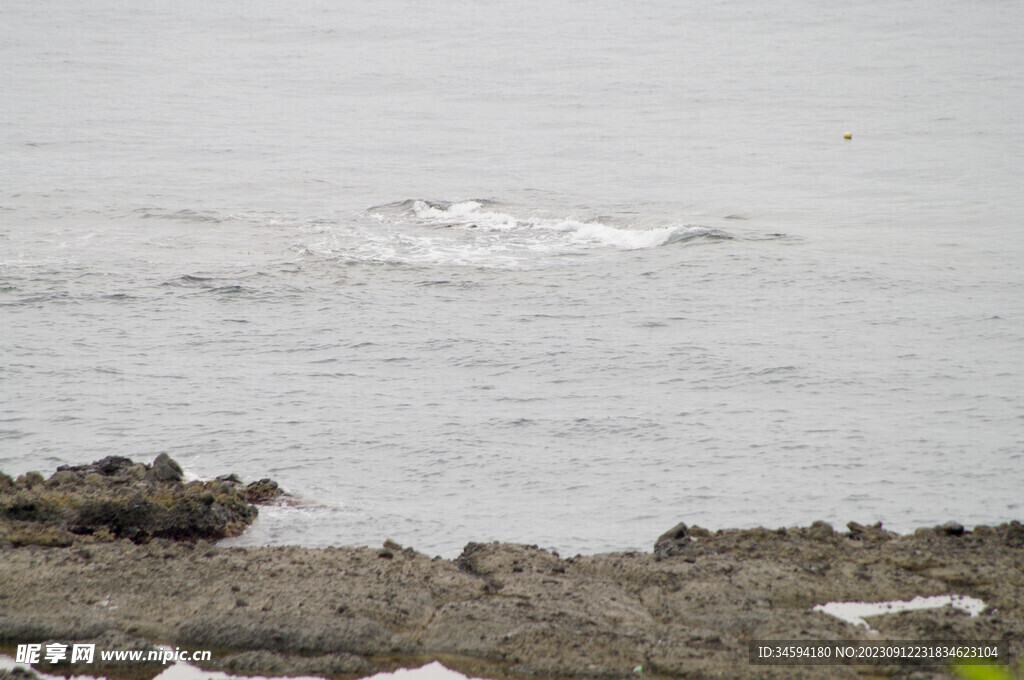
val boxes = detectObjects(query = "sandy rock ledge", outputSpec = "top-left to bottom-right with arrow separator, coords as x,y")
1,458 -> 1022,680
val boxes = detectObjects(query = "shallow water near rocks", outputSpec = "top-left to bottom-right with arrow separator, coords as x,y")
3,0 -> 1023,556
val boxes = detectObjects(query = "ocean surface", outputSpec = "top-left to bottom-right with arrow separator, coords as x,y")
2,0 -> 1022,557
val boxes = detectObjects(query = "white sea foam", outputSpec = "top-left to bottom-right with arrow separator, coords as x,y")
307,199 -> 730,268
409,199 -> 725,247
813,595 -> 987,632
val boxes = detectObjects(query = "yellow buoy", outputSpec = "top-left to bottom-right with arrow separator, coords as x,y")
843,131 -> 853,140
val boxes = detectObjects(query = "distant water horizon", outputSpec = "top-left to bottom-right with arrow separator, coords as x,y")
2,0 -> 1022,556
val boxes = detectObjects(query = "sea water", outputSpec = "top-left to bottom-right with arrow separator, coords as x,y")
2,0 -> 1022,557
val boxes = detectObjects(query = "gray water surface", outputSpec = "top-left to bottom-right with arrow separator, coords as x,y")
2,0 -> 1022,556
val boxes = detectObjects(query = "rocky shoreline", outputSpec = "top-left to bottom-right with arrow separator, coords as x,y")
1,456 -> 1022,680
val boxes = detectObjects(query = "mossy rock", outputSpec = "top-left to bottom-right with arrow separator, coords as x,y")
0,455 -> 269,544
0,520 -> 75,547
243,478 -> 282,504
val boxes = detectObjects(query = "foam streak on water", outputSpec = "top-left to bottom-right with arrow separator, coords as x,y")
1,0 -> 1023,556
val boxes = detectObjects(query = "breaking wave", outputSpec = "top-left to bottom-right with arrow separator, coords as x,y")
296,199 -> 731,269
385,199 -> 730,249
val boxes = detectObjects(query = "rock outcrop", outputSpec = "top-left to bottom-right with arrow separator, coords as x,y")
0,455 -> 282,546
0,460 -> 1021,680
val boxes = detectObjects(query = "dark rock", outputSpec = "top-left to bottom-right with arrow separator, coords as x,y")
1,494 -> 49,523
243,478 -> 281,504
56,456 -> 135,478
654,521 -> 691,559
16,472 -> 44,489
2,456 -> 265,545
846,521 -> 896,541
124,464 -> 147,479
383,538 -> 403,552
147,453 -> 184,483
70,498 -> 158,542
1004,520 -> 1024,547
656,521 -> 689,545
807,520 -> 835,541
45,470 -> 79,487
939,520 -> 965,536
686,524 -> 710,539
455,542 -> 487,573
147,485 -> 256,541
377,540 -> 415,560
93,456 -> 136,476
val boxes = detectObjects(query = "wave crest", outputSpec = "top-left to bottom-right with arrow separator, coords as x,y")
289,199 -> 735,269
368,199 -> 731,251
